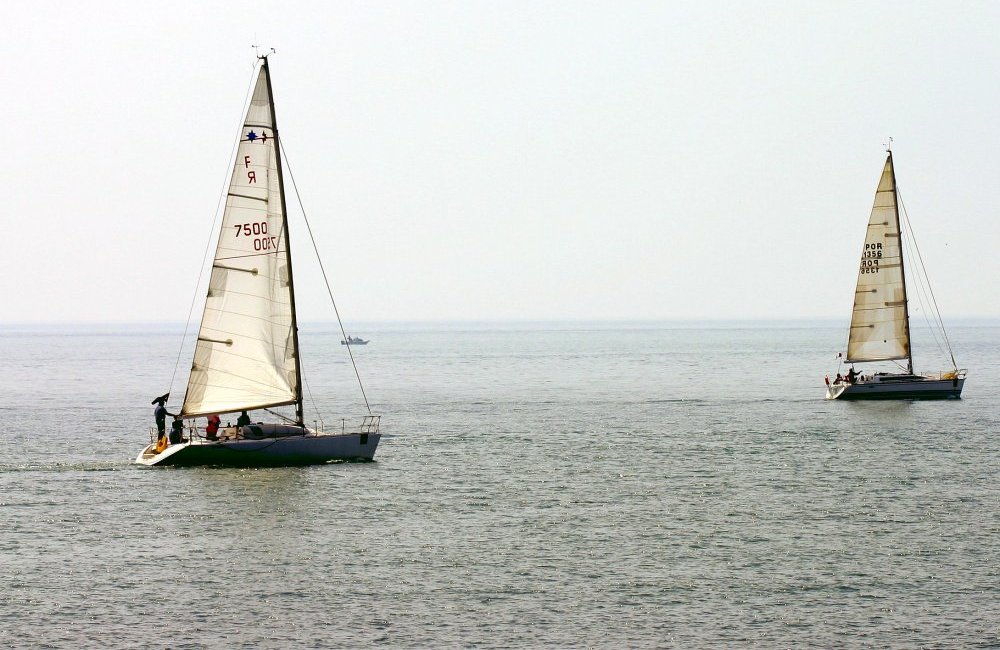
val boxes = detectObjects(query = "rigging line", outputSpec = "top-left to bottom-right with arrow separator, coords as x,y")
169,62 -> 263,400
897,203 -> 938,346
897,188 -> 958,367
903,240 -> 946,365
279,144 -> 373,415
900,213 -> 947,361
289,339 -> 323,429
262,407 -> 299,424
300,367 -> 324,431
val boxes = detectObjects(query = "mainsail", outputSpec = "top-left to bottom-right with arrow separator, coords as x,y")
846,153 -> 911,364
182,61 -> 301,417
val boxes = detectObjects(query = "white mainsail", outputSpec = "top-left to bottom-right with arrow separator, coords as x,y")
846,153 -> 910,363
182,63 -> 300,417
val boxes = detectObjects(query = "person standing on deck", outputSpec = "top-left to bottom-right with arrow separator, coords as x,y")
152,394 -> 173,439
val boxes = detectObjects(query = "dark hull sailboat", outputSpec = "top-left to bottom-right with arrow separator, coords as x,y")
825,148 -> 965,400
137,55 -> 381,466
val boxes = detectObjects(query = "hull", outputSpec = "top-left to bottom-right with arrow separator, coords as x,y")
826,374 -> 964,400
135,431 -> 380,467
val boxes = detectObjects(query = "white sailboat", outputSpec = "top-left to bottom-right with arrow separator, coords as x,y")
825,148 -> 966,400
136,55 -> 380,466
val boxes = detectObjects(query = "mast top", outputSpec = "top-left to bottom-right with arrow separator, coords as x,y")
253,43 -> 276,61
884,136 -> 893,153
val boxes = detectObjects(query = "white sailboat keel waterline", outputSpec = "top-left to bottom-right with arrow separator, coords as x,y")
826,150 -> 966,400
137,56 -> 381,466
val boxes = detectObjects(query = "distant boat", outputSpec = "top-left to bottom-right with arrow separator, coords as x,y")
825,147 -> 965,400
341,336 -> 369,345
136,55 -> 380,466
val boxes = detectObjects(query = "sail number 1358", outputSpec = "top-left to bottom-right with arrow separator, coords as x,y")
234,221 -> 277,251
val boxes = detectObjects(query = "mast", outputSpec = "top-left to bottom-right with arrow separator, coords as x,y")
261,55 -> 305,425
887,148 -> 914,374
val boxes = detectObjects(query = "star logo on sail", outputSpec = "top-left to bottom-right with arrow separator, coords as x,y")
245,130 -> 269,143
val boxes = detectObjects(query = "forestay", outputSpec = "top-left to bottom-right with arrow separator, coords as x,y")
846,154 -> 910,363
182,64 -> 299,417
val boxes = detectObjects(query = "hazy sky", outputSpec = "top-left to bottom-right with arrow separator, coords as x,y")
6,1 -> 1000,323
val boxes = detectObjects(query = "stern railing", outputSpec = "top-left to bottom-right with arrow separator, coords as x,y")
360,415 -> 381,434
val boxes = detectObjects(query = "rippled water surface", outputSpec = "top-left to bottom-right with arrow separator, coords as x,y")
1,322 -> 997,647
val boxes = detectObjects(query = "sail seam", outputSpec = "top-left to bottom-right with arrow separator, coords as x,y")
203,290 -> 289,304
189,362 -> 294,391
201,310 -> 292,326
182,398 -> 298,417
198,327 -> 293,347
214,251 -> 288,262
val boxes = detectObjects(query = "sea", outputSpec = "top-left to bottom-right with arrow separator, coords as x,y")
1,321 -> 997,648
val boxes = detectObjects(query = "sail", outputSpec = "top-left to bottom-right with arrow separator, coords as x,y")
182,64 -> 299,417
846,154 -> 910,363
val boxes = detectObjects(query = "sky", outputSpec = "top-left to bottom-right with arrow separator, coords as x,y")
5,1 -> 1000,324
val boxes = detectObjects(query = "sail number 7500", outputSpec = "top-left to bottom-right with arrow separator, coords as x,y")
234,221 -> 277,251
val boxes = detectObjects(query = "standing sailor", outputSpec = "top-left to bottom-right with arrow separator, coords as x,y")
152,393 -> 172,440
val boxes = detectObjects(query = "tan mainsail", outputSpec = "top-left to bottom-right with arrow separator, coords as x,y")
846,153 -> 910,364
182,64 -> 299,417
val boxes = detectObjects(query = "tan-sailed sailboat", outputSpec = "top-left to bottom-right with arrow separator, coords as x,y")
136,55 -> 380,465
825,147 -> 965,400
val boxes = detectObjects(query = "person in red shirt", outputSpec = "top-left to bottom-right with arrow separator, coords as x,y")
206,414 -> 221,440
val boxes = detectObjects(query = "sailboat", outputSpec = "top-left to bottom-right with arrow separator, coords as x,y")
825,148 -> 966,400
136,55 -> 381,466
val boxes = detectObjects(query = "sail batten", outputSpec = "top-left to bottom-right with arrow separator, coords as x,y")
181,62 -> 299,418
845,154 -> 911,364
227,192 -> 268,202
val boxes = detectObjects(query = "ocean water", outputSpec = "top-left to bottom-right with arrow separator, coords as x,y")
0,322 -> 997,648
